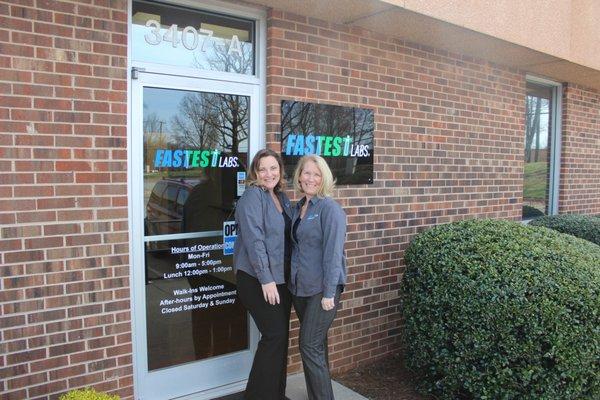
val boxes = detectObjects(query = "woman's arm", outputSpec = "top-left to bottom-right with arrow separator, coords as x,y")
235,188 -> 274,284
320,200 -> 346,299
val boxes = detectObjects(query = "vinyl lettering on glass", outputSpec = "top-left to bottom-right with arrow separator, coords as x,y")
145,238 -> 246,370
281,101 -> 374,184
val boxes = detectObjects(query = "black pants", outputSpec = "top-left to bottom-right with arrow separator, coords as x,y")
236,271 -> 292,400
292,287 -> 342,400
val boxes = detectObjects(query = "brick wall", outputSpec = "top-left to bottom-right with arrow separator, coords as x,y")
560,84 -> 600,215
0,0 -> 132,399
2,0 -> 598,398
266,9 -> 526,374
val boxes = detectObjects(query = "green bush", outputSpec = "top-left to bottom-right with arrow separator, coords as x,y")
59,388 -> 120,400
529,214 -> 600,246
522,204 -> 545,219
401,219 -> 600,400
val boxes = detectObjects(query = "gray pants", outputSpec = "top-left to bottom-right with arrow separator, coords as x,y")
293,287 -> 342,400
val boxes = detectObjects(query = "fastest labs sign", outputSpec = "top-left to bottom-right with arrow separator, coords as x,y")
284,134 -> 371,158
281,101 -> 374,184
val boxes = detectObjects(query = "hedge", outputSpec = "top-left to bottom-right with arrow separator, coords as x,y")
401,219 -> 600,400
529,213 -> 600,246
59,388 -> 120,400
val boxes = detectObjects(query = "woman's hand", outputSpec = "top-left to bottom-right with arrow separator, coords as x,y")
321,297 -> 335,311
261,282 -> 280,305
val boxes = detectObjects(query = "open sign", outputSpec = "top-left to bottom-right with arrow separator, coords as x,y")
223,222 -> 238,237
223,221 -> 238,256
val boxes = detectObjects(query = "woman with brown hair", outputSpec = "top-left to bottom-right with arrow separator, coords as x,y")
234,148 -> 293,400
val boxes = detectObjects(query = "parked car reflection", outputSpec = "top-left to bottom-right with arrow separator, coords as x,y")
145,176 -> 236,236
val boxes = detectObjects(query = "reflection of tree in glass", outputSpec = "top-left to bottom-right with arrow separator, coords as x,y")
281,101 -> 316,142
170,93 -> 248,157
525,96 -> 549,162
281,102 -> 373,145
192,36 -> 253,75
144,112 -> 168,171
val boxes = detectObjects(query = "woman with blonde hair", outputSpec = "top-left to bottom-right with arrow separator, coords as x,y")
289,155 -> 347,400
234,148 -> 293,400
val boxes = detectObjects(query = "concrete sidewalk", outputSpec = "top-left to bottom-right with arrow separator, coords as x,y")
214,373 -> 368,400
286,373 -> 368,400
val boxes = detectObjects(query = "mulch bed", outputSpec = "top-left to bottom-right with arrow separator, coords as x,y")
333,353 -> 433,400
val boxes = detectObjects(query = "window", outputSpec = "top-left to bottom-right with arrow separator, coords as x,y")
522,79 -> 562,220
132,0 -> 255,75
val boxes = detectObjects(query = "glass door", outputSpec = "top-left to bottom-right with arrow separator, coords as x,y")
131,71 -> 259,399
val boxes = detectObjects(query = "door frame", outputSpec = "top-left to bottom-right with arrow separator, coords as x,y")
126,2 -> 266,399
130,71 -> 260,400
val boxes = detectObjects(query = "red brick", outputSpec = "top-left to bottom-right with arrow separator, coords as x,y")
0,95 -> 31,108
25,236 -> 64,250
73,125 -> 109,136
36,173 -> 74,184
1,390 -> 27,400
74,76 -> 110,89
48,364 -> 86,380
14,185 -> 54,197
6,348 -> 46,365
54,111 -> 91,124
33,71 -> 72,86
10,109 -> 51,122
13,135 -> 52,148
32,148 -> 71,159
0,173 -> 34,185
0,239 -> 22,252
55,87 -> 92,100
14,160 -> 54,171
16,210 -> 56,224
12,32 -> 52,47
27,381 -> 67,398
55,185 -> 92,196
75,100 -> 109,112
36,0 -> 75,13
46,246 -> 85,260
36,197 -> 76,210
56,209 -> 93,221
33,98 -> 72,110
30,356 -> 69,373
0,288 -> 23,302
75,173 -> 110,183
35,21 -> 73,37
0,69 -> 32,83
43,223 -> 81,236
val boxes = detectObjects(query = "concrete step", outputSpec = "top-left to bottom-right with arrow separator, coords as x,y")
213,373 -> 368,400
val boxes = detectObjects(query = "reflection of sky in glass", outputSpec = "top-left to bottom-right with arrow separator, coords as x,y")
526,97 -> 550,149
132,25 -> 253,74
538,113 -> 549,148
143,88 -> 181,133
143,87 -> 248,153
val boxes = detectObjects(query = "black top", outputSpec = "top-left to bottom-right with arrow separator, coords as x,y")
292,216 -> 301,244
283,211 -> 292,282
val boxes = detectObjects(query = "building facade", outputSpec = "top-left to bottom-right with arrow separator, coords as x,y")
1,0 -> 599,399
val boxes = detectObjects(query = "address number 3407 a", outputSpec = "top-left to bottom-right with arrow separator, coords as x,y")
143,19 -> 243,56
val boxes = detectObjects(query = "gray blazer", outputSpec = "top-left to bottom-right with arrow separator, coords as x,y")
289,196 -> 347,298
233,185 -> 292,284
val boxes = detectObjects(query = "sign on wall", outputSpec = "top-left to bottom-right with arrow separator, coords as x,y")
281,101 -> 374,185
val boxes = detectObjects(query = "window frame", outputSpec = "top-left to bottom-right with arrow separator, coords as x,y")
523,75 -> 562,219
